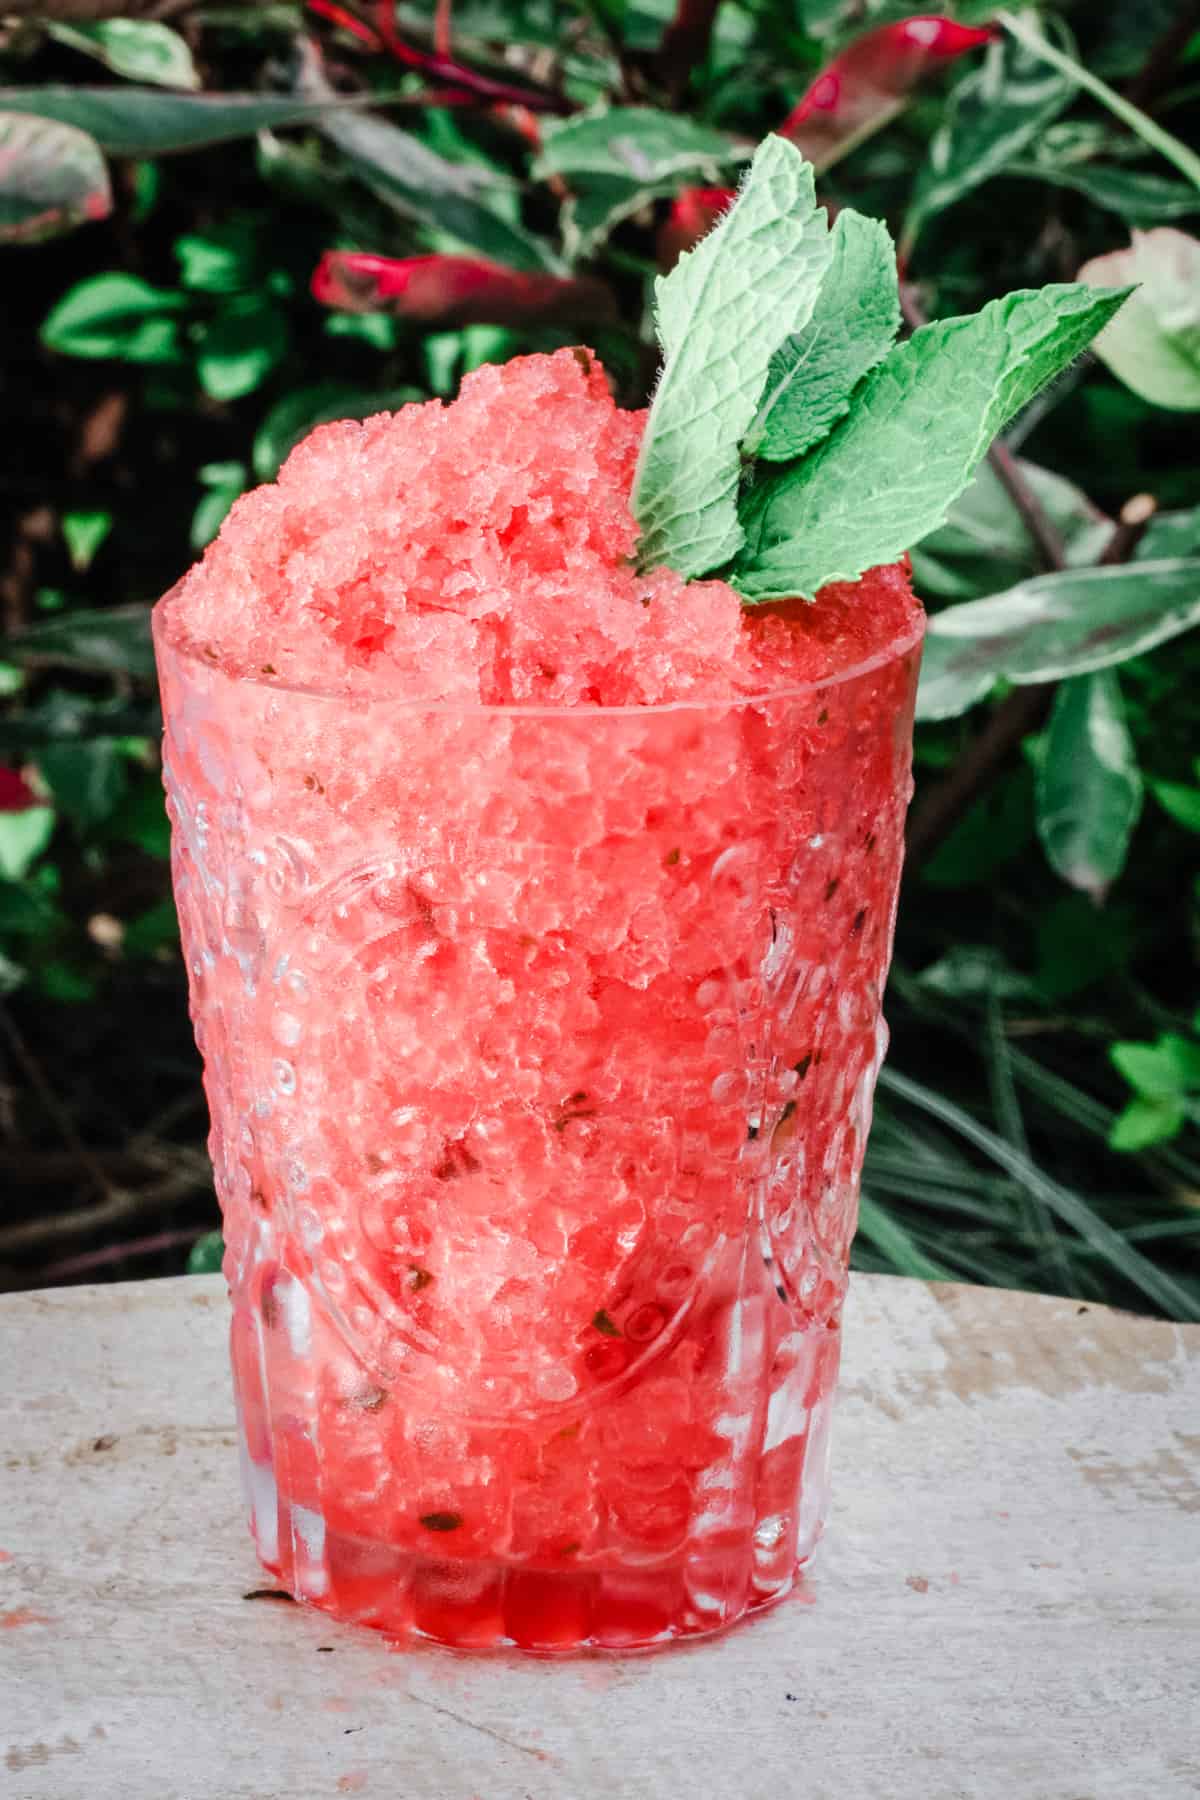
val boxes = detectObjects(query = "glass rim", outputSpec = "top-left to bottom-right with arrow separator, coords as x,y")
153,579 -> 924,718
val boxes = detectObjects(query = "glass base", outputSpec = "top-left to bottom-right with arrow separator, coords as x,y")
241,1443 -> 823,1654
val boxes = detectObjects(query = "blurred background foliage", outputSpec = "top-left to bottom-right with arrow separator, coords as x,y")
1,0 -> 1198,1316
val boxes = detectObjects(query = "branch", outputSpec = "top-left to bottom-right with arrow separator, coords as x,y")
657,0 -> 722,100
905,495 -> 1156,867
1126,0 -> 1200,109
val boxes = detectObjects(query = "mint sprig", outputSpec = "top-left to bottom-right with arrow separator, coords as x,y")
630,135 -> 1132,603
743,209 -> 900,464
631,135 -> 833,580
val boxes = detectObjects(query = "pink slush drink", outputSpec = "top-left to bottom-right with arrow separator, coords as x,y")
155,349 -> 922,1650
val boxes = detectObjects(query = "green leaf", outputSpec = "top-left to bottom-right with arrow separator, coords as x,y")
107,774 -> 170,858
563,171 -> 699,259
911,457 -> 1112,602
633,137 -> 833,580
744,209 -> 899,462
196,300 -> 289,402
1005,160 -> 1200,226
320,110 -> 560,274
125,897 -> 180,956
8,604 -> 155,679
1108,1094 -> 1186,1152
917,558 -> 1200,721
253,382 -> 423,481
1078,229 -> 1200,411
62,509 -> 113,573
0,806 -> 54,881
1036,893 -> 1131,999
734,284 -> 1130,602
1035,670 -> 1142,898
996,9 -> 1200,192
1136,506 -> 1200,561
1152,779 -> 1200,833
0,87 -> 377,158
37,741 -> 128,833
904,35 -> 1074,256
0,110 -> 111,245
534,107 -> 742,184
186,1229 -> 224,1275
42,272 -> 186,364
856,1193 -> 954,1281
191,465 -> 246,551
47,20 -> 200,91
174,218 -> 260,294
1111,1040 -> 1190,1100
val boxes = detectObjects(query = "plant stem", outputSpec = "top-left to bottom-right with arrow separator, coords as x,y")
1126,1 -> 1200,110
997,7 -> 1200,191
906,494 -> 1155,867
657,0 -> 723,101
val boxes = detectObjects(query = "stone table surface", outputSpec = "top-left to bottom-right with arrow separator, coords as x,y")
2,1272 -> 1198,1800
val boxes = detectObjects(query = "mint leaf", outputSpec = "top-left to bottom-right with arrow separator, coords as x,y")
632,136 -> 832,580
732,283 -> 1131,602
744,209 -> 899,462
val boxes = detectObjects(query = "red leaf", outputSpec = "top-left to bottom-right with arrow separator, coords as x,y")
374,0 -> 571,113
311,251 -> 615,329
656,185 -> 736,270
780,15 -> 993,169
0,766 -> 38,812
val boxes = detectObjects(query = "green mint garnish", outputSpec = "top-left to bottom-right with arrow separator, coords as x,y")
630,135 -> 1132,604
631,135 -> 833,580
742,209 -> 900,464
733,283 -> 1131,601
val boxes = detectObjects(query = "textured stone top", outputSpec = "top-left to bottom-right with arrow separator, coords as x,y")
2,1272 -> 1197,1799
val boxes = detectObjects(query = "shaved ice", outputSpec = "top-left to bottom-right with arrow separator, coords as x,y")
156,348 -> 922,1650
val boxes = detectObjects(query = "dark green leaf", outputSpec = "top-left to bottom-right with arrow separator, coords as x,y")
125,897 -> 180,956
904,36 -> 1074,255
1035,894 -> 1130,999
0,110 -> 112,245
186,1229 -> 224,1274
1136,506 -> 1200,561
534,107 -> 742,184
46,20 -> 200,91
911,457 -> 1113,602
1005,160 -> 1200,225
108,776 -> 171,858
1036,671 -> 1142,897
196,300 -> 289,402
1152,779 -> 1200,832
37,741 -> 129,832
922,767 -> 1034,889
174,218 -> 261,294
0,87 -> 378,157
320,110 -> 560,274
8,605 -> 155,679
0,807 -> 55,881
42,272 -> 186,364
918,559 -> 1200,721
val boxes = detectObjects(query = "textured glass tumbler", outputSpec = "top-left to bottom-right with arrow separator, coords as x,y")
155,586 -> 921,1653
